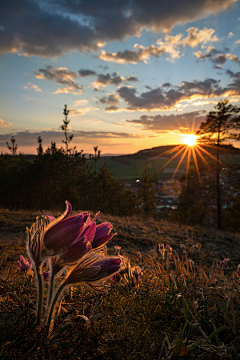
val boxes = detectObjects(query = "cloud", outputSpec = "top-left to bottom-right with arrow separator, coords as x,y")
103,77 -> 240,112
214,64 -> 224,69
235,39 -> 240,44
226,70 -> 240,90
213,54 -> 229,64
164,27 -> 219,47
97,45 -> 171,64
99,94 -> 120,105
69,107 -> 94,116
228,32 -> 234,38
194,48 -> 240,65
73,99 -> 89,106
126,75 -> 138,82
194,50 -> 212,59
228,54 -> 240,63
125,111 -> 206,132
92,72 -> 124,88
24,82 -> 42,92
0,119 -> 12,127
35,66 -> 82,94
0,0 -> 236,57
0,130 -> 144,148
78,69 -> 96,77
98,27 -> 219,64
92,72 -> 138,89
194,46 -> 221,60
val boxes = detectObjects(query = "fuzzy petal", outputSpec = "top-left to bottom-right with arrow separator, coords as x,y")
92,233 -> 116,249
95,222 -> 112,240
43,201 -> 72,239
63,241 -> 92,264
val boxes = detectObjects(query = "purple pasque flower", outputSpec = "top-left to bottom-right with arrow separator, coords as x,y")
43,201 -> 90,254
92,222 -> 116,249
51,220 -> 97,271
158,243 -> 164,251
64,251 -> 123,291
27,216 -> 49,267
17,255 -> 32,273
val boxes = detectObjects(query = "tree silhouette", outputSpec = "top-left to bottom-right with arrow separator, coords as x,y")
6,136 -> 18,155
197,100 -> 240,229
61,105 -> 74,155
37,136 -> 43,155
138,168 -> 158,217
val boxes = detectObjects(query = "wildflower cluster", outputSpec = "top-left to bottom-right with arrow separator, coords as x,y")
19,201 -> 123,334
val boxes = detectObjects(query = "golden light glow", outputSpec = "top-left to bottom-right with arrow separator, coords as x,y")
184,134 -> 198,146
156,118 -> 225,183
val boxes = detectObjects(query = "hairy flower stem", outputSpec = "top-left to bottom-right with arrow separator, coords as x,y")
36,265 -> 44,326
46,260 -> 55,309
46,281 -> 66,335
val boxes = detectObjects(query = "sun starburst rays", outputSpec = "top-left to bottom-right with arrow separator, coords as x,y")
155,117 -> 228,182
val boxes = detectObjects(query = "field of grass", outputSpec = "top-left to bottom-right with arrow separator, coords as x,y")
96,151 -> 240,180
0,208 -> 240,359
96,157 -> 187,180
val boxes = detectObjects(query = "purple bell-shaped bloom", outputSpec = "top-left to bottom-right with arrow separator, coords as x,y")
43,201 -> 90,254
92,222 -> 116,249
64,251 -> 123,290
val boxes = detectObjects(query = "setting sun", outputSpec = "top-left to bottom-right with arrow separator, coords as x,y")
184,134 -> 198,146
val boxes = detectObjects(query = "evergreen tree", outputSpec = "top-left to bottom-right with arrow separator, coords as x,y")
138,168 -> 158,217
197,100 -> 240,229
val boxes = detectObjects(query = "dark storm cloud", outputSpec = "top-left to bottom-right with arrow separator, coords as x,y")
125,111 -> 206,132
79,69 -> 96,77
0,0 -> 236,57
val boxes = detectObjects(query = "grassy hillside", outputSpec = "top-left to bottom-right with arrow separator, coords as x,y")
97,145 -> 240,180
0,209 -> 240,359
96,156 -> 187,179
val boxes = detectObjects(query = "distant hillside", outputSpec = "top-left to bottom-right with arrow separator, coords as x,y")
98,144 -> 240,180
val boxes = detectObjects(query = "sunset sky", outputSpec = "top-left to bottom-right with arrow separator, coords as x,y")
1,0 -> 240,155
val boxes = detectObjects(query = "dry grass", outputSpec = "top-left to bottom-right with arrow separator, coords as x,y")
0,209 -> 240,359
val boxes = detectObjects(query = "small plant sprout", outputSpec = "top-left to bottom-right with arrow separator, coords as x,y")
22,201 -> 123,333
136,251 -> 142,259
114,245 -> 121,255
133,266 -> 143,287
